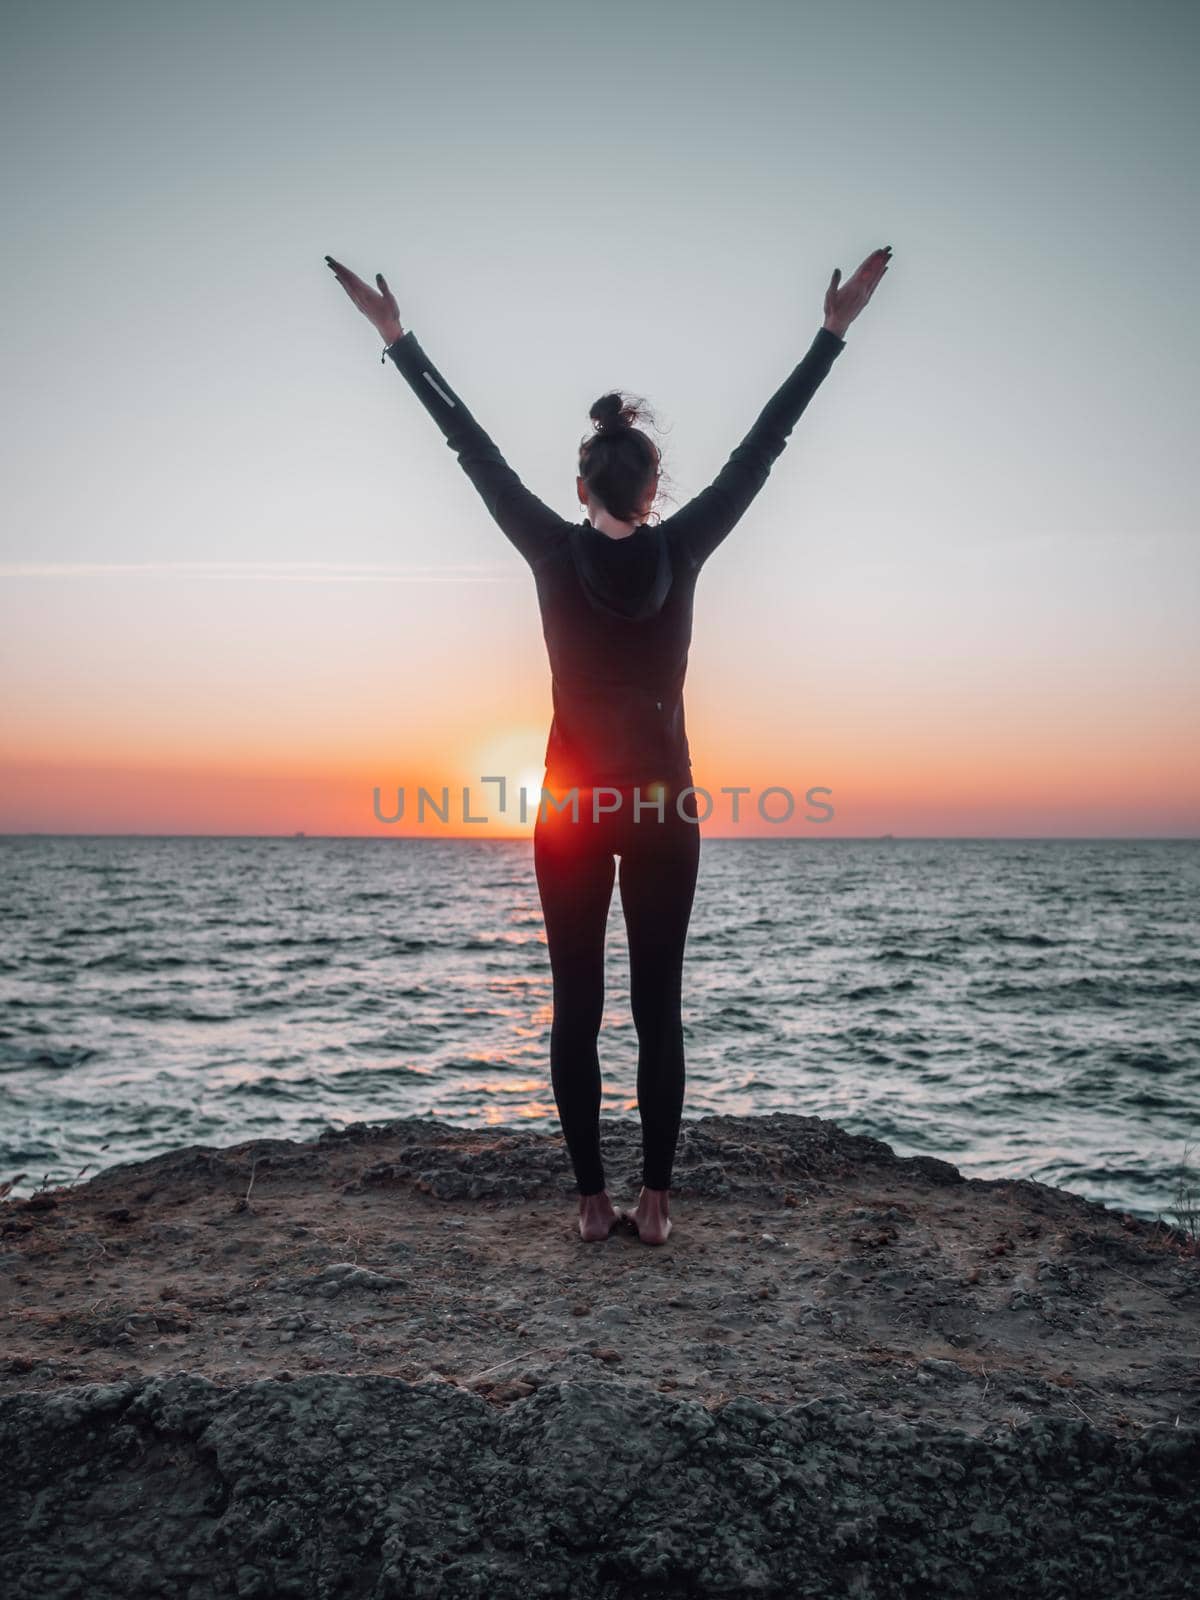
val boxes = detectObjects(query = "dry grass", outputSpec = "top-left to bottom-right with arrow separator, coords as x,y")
1155,1140 -> 1199,1255
1,1147 -> 112,1202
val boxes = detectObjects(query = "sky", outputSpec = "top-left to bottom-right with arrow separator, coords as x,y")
1,0 -> 1197,837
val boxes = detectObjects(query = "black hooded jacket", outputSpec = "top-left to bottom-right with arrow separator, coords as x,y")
384,324 -> 846,789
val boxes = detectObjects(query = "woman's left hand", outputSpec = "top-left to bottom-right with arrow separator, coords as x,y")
325,255 -> 405,343
824,245 -> 892,336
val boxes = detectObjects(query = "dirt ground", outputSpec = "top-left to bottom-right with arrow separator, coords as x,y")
3,1111 -> 1196,1434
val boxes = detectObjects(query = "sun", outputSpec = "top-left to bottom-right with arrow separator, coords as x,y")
518,769 -> 547,818
468,727 -> 549,833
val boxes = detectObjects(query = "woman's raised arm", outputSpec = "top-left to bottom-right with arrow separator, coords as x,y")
325,257 -> 564,567
663,245 -> 891,570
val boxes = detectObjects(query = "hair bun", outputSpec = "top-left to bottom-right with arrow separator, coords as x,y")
589,392 -> 631,436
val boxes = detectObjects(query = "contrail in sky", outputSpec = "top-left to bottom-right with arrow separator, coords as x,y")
0,562 -> 519,583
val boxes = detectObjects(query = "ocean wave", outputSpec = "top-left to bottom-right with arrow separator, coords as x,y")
843,979 -> 918,1000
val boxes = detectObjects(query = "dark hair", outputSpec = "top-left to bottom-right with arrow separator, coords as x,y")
578,391 -> 673,525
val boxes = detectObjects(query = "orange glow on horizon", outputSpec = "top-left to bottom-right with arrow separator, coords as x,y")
2,741 -> 1196,838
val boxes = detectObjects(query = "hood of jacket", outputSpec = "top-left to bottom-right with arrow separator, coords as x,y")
568,520 -> 674,622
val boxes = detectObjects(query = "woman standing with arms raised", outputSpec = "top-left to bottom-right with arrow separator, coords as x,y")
327,245 -> 891,1242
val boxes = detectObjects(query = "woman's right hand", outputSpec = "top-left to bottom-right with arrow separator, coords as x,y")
823,245 -> 892,337
325,255 -> 405,344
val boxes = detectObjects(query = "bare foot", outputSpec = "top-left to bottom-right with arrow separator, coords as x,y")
621,1186 -> 672,1245
578,1191 -> 621,1242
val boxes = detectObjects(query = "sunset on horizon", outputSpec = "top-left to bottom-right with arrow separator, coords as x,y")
2,3 -> 1195,839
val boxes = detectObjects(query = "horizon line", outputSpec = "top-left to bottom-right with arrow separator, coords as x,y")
1,832 -> 1197,843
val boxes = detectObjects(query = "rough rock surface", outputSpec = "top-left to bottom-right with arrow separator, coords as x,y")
2,1111 -> 1197,1597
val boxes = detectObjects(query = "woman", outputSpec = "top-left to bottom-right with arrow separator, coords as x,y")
326,245 -> 891,1243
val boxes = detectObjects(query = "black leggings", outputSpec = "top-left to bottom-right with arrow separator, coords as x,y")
533,784 -> 701,1196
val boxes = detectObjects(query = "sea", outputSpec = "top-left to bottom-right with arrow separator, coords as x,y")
1,836 -> 1196,1220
